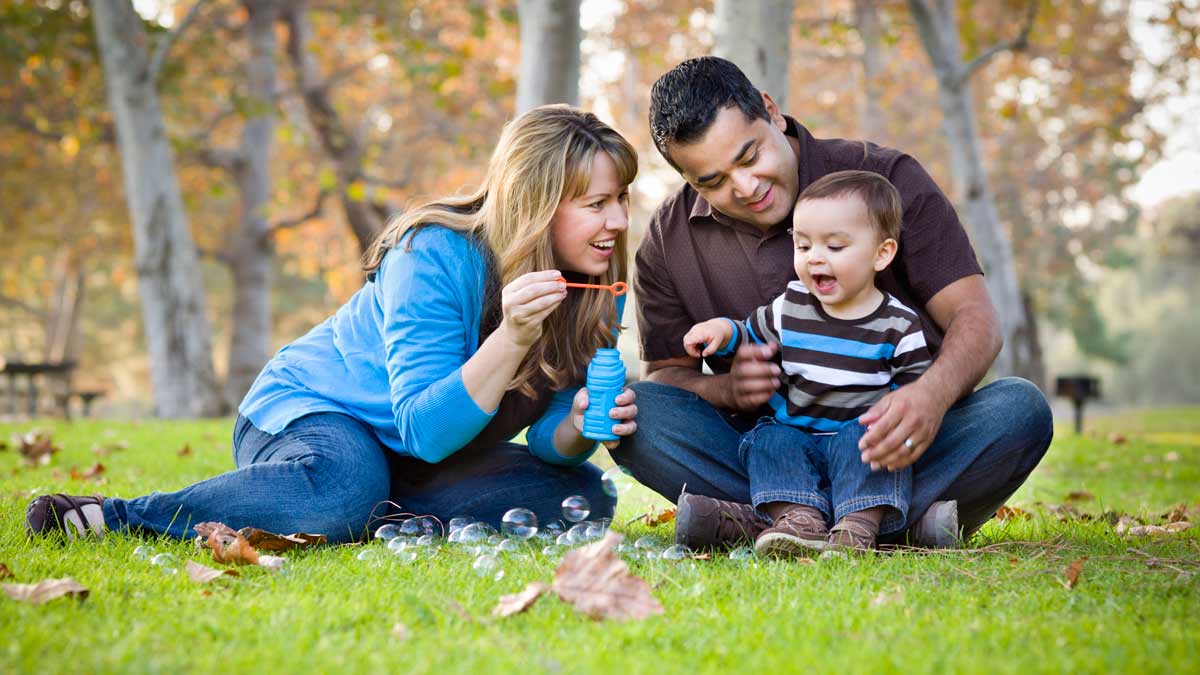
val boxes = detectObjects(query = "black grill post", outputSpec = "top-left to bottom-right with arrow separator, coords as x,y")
1055,375 -> 1100,434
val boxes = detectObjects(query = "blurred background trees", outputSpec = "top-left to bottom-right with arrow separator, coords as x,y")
1,0 -> 1196,416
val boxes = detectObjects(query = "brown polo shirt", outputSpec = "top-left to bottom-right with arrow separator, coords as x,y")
634,116 -> 982,372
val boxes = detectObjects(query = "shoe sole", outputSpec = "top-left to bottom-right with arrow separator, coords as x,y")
754,531 -> 826,558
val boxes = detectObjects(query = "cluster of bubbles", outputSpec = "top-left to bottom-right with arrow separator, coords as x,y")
131,545 -> 183,575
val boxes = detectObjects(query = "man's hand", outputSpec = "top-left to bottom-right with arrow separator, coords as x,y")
857,380 -> 951,471
727,342 -> 781,411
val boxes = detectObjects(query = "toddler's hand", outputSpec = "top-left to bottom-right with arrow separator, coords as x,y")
683,319 -> 732,358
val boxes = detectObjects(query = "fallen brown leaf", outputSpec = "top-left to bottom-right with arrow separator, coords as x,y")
553,532 -> 663,621
1165,521 -> 1192,533
640,506 -> 676,527
82,462 -> 105,479
1064,490 -> 1095,503
1063,557 -> 1086,589
3,577 -> 88,604
0,563 -> 12,580
1163,504 -> 1190,523
1128,525 -> 1169,536
14,429 -> 59,466
492,581 -> 550,618
1107,432 -> 1127,445
185,560 -> 240,583
177,444 -> 192,457
240,528 -> 326,551
994,505 -> 1030,521
1115,516 -> 1141,535
207,530 -> 260,566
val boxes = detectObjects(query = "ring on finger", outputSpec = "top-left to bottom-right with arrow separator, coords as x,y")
904,437 -> 916,451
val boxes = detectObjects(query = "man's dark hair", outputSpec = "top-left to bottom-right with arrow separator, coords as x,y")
649,56 -> 770,169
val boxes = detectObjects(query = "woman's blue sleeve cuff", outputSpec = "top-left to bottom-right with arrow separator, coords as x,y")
526,387 -> 596,466
401,368 -> 496,463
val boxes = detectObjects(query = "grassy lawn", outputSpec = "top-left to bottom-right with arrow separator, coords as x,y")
1,409 -> 1197,674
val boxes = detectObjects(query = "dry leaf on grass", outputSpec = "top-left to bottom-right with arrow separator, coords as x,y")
1064,490 -> 1095,503
630,506 -> 676,527
186,560 -> 240,583
994,505 -> 1030,521
1165,521 -> 1192,533
207,530 -> 261,566
240,528 -> 326,551
3,577 -> 88,604
14,429 -> 59,466
1107,432 -> 1127,445
0,563 -> 12,580
177,444 -> 192,457
552,532 -> 664,621
492,581 -> 551,618
1062,557 -> 1086,589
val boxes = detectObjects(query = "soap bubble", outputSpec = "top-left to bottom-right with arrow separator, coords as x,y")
487,534 -> 504,546
374,523 -> 403,541
447,515 -> 475,534
541,544 -> 564,557
555,532 -> 573,547
567,523 -> 592,544
497,538 -> 522,553
729,546 -> 756,560
661,544 -> 691,560
415,534 -> 438,547
472,553 -> 504,580
131,545 -> 153,561
405,516 -> 441,538
561,495 -> 590,523
387,538 -> 409,552
633,536 -> 662,554
393,549 -> 418,563
501,508 -> 539,539
584,521 -> 607,540
601,466 -> 635,498
356,548 -> 387,563
457,522 -> 491,544
150,552 -> 180,573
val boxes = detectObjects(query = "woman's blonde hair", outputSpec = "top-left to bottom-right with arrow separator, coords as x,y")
363,105 -> 638,397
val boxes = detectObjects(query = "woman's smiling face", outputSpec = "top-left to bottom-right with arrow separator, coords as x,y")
550,151 -> 630,277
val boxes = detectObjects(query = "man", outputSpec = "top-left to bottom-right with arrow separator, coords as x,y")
614,56 -> 1052,550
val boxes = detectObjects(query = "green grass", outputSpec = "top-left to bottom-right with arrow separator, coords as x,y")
1,411 -> 1197,674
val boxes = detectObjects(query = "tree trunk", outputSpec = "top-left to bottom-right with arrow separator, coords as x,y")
283,1 -> 386,254
224,0 -> 278,407
714,0 -> 795,109
516,0 -> 581,114
91,0 -> 225,417
906,0 -> 1038,383
854,0 -> 887,141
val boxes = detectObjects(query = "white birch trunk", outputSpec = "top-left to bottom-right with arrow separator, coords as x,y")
907,0 -> 1033,381
91,0 -> 224,417
225,0 -> 277,407
714,0 -> 795,108
516,0 -> 581,114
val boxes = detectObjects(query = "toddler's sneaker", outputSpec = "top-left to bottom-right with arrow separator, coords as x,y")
754,505 -> 828,558
26,494 -> 108,539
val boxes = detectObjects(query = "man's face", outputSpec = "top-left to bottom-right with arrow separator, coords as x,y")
665,97 -> 800,230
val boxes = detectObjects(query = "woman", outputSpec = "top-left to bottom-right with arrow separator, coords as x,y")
26,105 -> 639,543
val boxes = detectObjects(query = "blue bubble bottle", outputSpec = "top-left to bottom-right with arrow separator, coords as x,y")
582,347 -> 625,442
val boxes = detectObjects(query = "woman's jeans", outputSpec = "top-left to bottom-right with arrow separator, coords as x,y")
611,377 -> 1053,543
102,413 -> 615,543
745,420 -> 910,535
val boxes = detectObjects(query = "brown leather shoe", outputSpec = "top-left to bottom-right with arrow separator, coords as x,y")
826,518 -> 877,552
754,505 -> 829,557
674,491 -> 769,550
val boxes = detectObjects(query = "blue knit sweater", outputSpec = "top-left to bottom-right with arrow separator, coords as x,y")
240,225 -> 618,465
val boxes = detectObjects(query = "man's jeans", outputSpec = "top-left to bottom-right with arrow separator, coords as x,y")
610,377 -> 1052,543
103,412 -> 615,543
746,420 -> 910,535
